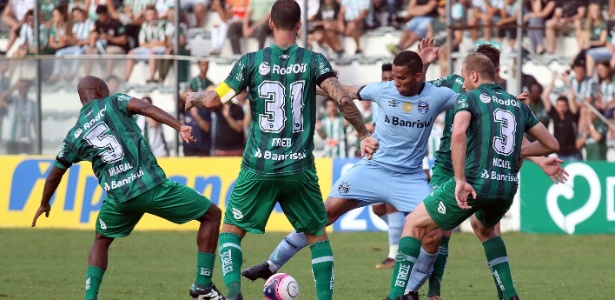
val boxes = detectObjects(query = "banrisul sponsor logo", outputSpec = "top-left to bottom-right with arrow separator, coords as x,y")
384,116 -> 433,128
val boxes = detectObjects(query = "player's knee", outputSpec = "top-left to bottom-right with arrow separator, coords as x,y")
423,229 -> 443,246
93,233 -> 114,248
372,204 -> 386,216
470,217 -> 494,241
204,204 -> 222,223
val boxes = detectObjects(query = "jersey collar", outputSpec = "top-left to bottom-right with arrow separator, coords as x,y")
477,83 -> 501,90
80,99 -> 100,114
269,44 -> 299,56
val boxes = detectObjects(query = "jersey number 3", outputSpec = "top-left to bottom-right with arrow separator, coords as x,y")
84,123 -> 125,163
258,80 -> 305,133
492,109 -> 516,156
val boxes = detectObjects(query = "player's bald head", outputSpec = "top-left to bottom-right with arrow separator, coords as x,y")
463,53 -> 496,81
77,76 -> 110,104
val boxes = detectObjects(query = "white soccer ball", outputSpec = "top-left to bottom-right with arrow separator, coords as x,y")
263,273 -> 299,300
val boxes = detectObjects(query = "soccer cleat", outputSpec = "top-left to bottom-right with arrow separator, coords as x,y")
509,297 -> 519,300
428,296 -> 441,300
227,294 -> 243,300
375,257 -> 396,269
241,262 -> 274,281
189,282 -> 225,300
402,291 -> 419,300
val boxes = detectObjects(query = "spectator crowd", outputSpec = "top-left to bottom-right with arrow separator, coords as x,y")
0,0 -> 613,161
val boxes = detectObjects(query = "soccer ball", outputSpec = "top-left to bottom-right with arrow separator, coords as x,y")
263,273 -> 299,300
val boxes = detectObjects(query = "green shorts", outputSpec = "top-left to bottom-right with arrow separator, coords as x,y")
424,177 -> 513,231
224,167 -> 327,235
96,179 -> 212,238
430,165 -> 454,191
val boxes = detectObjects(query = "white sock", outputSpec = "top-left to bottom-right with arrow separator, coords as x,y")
388,244 -> 399,259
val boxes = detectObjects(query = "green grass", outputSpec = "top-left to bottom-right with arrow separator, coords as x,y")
0,229 -> 611,299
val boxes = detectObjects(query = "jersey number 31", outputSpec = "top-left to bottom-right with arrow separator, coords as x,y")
258,80 -> 305,133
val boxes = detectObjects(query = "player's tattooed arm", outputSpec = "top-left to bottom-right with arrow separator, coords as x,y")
316,84 -> 360,99
320,77 -> 369,138
320,77 -> 379,158
186,90 -> 223,110
32,166 -> 68,227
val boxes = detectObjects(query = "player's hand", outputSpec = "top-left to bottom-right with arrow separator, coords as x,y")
360,136 -> 379,159
31,203 -> 51,227
179,125 -> 196,143
516,91 -> 528,102
537,157 -> 569,184
455,180 -> 476,210
417,37 -> 439,65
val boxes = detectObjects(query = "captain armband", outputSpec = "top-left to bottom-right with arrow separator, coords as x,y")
215,82 -> 237,104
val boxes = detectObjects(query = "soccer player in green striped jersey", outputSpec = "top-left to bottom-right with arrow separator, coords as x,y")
399,41 -> 569,300
31,76 -> 225,300
184,1 -> 378,299
386,53 -> 560,300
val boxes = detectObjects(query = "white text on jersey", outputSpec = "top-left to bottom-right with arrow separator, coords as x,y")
107,162 -> 134,176
83,106 -> 107,130
271,138 -> 292,147
272,64 -> 307,75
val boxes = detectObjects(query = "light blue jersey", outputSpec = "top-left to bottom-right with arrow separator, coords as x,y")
358,81 -> 457,172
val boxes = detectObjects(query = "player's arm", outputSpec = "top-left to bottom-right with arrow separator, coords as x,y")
319,77 -> 369,139
31,166 -> 68,227
521,123 -> 560,157
186,56 -> 246,111
451,110 -> 476,209
316,84 -> 361,99
416,38 -> 438,81
523,137 -> 568,183
451,111 -> 470,182
127,98 -> 196,143
319,77 -> 379,158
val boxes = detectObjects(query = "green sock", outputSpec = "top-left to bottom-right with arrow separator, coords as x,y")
483,237 -> 517,299
489,264 -> 505,300
310,240 -> 334,300
388,237 -> 421,299
196,252 -> 216,287
84,266 -> 105,300
218,232 -> 243,297
427,235 -> 450,297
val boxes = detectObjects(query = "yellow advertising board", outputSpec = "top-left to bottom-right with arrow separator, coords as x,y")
0,156 -> 333,232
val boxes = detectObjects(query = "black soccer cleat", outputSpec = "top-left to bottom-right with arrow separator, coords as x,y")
241,262 -> 275,281
227,294 -> 243,300
189,282 -> 225,300
509,297 -> 519,300
402,291 -> 419,300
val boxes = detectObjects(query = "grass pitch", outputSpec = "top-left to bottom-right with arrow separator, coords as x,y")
0,229 -> 611,299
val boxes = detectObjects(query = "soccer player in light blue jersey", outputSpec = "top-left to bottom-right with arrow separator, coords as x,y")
241,50 -> 460,285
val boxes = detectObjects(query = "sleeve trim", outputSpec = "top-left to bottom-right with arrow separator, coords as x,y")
316,72 -> 336,86
356,85 -> 367,100
55,157 -> 72,169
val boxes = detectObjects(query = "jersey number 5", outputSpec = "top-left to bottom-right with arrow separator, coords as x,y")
258,80 -> 305,133
492,109 -> 517,156
84,123 -> 125,163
